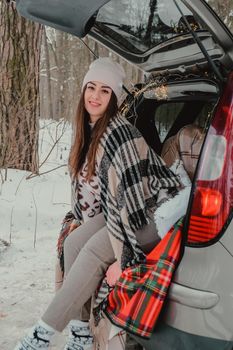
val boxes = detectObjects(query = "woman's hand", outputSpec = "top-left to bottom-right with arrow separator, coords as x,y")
106,261 -> 122,287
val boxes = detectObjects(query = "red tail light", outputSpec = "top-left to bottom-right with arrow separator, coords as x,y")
187,73 -> 233,245
197,188 -> 222,216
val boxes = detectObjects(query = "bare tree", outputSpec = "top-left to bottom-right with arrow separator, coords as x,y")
43,30 -> 54,120
145,0 -> 157,41
207,0 -> 233,31
0,1 -> 43,173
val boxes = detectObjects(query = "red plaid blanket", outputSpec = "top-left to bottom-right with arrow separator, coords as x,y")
104,220 -> 182,338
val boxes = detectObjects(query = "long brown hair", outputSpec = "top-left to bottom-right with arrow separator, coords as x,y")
69,85 -> 118,180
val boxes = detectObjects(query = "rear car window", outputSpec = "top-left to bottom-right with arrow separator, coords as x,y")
155,101 -> 214,142
155,102 -> 185,142
96,0 -> 204,54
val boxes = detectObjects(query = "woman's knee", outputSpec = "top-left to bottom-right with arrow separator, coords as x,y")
82,228 -> 115,266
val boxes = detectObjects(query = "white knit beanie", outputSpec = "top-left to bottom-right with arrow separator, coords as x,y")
82,57 -> 126,103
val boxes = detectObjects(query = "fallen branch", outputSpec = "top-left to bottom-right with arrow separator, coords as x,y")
26,164 -> 66,180
26,119 -> 69,180
39,132 -> 65,168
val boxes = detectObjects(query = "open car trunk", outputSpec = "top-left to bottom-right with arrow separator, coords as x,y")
16,0 -> 233,73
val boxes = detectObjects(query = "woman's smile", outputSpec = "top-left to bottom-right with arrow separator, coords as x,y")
88,100 -> 101,107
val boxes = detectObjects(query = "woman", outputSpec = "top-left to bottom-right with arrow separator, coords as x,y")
14,57 -> 181,350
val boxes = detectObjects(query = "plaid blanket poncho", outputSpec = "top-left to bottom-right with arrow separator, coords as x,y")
70,115 -> 182,336
98,115 -> 181,268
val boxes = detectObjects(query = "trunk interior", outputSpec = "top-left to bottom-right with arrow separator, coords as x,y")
123,67 -> 220,162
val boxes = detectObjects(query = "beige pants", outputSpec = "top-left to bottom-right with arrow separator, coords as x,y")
42,213 -> 158,332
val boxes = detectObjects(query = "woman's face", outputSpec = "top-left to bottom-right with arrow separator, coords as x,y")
84,81 -> 112,123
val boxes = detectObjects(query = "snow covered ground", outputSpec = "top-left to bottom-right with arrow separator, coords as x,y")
0,120 -> 72,349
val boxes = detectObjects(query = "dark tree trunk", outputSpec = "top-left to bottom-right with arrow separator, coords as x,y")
0,1 -> 43,173
145,0 -> 157,42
